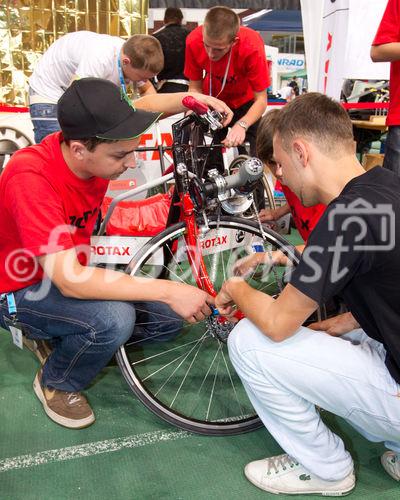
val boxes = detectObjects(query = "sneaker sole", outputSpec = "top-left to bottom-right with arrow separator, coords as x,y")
244,466 -> 355,496
381,455 -> 400,481
33,373 -> 95,429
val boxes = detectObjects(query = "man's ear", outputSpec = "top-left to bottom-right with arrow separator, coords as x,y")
292,139 -> 309,167
122,56 -> 131,66
69,141 -> 87,160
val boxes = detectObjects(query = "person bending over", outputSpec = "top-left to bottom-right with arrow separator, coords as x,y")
29,31 -> 164,143
184,6 -> 269,208
234,108 -> 326,277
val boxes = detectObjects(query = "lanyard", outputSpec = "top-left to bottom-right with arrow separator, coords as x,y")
209,48 -> 233,98
1,292 -> 17,320
117,55 -> 136,109
117,56 -> 128,96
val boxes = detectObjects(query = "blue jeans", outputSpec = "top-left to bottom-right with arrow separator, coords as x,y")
29,103 -> 60,143
0,281 -> 182,392
383,125 -> 400,177
228,319 -> 400,481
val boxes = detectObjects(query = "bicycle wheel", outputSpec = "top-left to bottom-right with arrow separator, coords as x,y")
116,216 -> 301,435
0,126 -> 33,172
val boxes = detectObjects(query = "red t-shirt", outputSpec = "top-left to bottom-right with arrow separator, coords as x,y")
0,132 -> 108,293
372,0 -> 400,126
184,26 -> 270,109
276,181 -> 326,242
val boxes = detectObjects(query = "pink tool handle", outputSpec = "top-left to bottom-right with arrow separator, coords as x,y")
182,96 -> 208,115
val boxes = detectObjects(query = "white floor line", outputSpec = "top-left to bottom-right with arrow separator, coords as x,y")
0,429 -> 191,473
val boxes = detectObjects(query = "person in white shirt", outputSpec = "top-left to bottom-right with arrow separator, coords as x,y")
29,31 -> 164,143
277,83 -> 294,102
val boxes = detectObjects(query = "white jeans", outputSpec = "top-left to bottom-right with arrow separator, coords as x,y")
228,319 -> 400,481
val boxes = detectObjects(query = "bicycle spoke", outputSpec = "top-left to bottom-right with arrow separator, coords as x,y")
205,343 -> 223,421
126,315 -> 212,348
220,345 -> 245,416
169,334 -> 207,406
130,336 -> 206,363
149,332 -> 208,392
190,340 -> 222,413
221,247 -> 228,283
165,238 -> 191,282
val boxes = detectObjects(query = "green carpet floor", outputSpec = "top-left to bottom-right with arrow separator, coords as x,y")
0,329 -> 398,500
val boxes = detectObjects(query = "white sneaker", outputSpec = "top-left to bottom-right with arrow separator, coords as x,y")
244,453 -> 355,496
381,451 -> 400,481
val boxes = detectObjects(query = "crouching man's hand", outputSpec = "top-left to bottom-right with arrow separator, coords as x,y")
166,283 -> 215,324
308,311 -> 360,337
215,281 -> 239,323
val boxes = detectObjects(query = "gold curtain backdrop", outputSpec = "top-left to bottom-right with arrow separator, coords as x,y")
0,0 -> 149,105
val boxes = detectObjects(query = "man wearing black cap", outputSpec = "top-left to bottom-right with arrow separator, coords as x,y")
0,78 -> 232,429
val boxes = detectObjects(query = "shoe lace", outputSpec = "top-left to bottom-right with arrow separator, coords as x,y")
265,455 -> 299,475
67,392 -> 83,405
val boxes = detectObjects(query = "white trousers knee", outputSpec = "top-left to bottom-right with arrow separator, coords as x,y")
228,319 -> 400,481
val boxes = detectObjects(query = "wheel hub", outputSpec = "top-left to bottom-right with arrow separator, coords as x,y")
206,315 -> 235,342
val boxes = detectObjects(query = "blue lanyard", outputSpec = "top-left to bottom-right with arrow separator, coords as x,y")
117,56 -> 136,109
117,56 -> 128,97
1,292 -> 17,318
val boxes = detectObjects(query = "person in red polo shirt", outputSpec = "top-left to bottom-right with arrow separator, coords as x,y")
371,0 -> 400,176
185,6 -> 270,188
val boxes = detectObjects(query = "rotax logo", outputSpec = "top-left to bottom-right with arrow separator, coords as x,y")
91,245 -> 131,256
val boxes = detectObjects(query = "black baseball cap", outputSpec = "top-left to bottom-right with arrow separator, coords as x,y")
57,77 -> 161,140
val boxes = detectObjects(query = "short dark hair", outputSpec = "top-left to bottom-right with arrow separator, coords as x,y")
275,92 -> 354,156
164,7 -> 183,24
204,6 -> 240,42
64,137 -> 118,152
256,109 -> 281,163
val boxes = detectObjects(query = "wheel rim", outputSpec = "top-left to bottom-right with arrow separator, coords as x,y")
0,127 -> 32,170
118,218 -> 299,432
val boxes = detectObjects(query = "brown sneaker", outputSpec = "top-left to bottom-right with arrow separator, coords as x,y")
23,337 -> 53,365
33,370 -> 95,429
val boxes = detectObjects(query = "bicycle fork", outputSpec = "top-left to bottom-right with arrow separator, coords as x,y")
181,198 -> 244,323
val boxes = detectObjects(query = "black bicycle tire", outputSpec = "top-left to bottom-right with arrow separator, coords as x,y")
116,216 -> 304,435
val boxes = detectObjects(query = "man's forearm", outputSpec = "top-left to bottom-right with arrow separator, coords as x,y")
371,42 -> 400,62
224,279 -> 278,337
273,203 -> 291,219
188,80 -> 203,94
139,81 -> 157,96
135,92 -> 233,125
135,92 -> 188,115
238,92 -> 267,127
49,261 -> 176,303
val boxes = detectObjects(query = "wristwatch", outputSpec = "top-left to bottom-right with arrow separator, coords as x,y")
237,120 -> 249,131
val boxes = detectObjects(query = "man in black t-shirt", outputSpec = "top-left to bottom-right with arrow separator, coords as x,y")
216,93 -> 400,496
153,8 -> 189,94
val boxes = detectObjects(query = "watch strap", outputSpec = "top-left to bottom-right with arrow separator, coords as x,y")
237,120 -> 248,130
